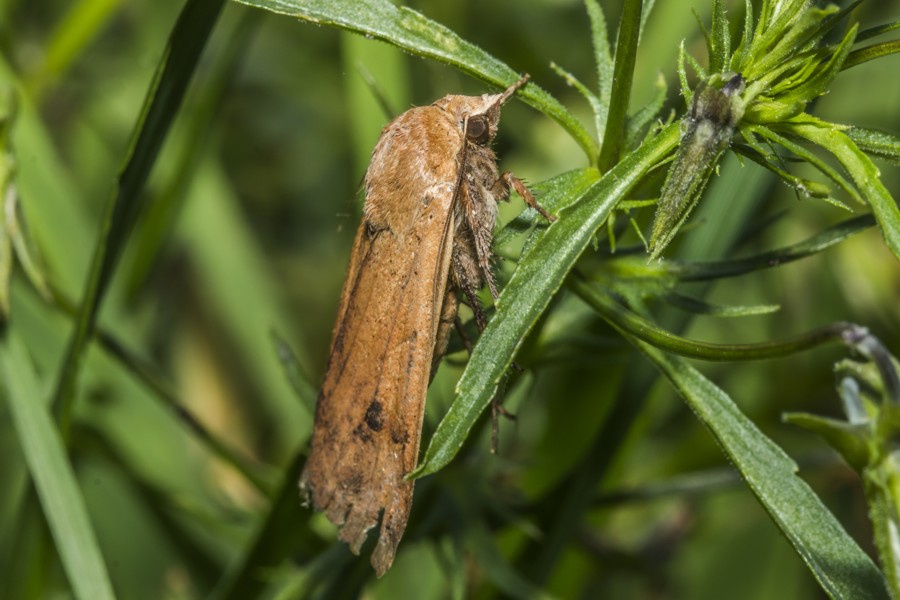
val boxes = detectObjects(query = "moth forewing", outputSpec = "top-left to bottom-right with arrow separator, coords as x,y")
300,75 -> 535,577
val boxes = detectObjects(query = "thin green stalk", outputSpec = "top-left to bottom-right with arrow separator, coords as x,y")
597,0 -> 643,171
209,452 -> 317,600
572,274 -> 854,361
593,453 -> 840,507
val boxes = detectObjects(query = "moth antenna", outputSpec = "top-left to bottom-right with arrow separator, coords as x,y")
494,73 -> 531,108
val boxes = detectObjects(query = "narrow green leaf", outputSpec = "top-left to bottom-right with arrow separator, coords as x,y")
783,412 -> 869,472
234,0 -> 597,158
52,0 -> 226,436
784,114 -> 900,262
574,279 -> 850,362
777,25 -> 856,108
1,332 -> 116,600
625,73 -> 667,150
584,0 -> 613,140
677,42 -> 692,104
734,142 -> 836,201
845,39 -> 900,69
730,0 -> 756,72
412,123 -> 680,478
662,292 -> 779,317
634,342 -> 890,600
757,0 -> 775,30
549,62 -> 602,146
270,330 -> 318,415
747,124 -> 863,204
0,86 -> 13,318
846,126 -> 900,167
809,1 -> 863,47
709,0 -> 730,73
671,214 -> 874,282
597,0 -> 643,170
683,48 -> 708,81
856,21 -> 900,43
745,5 -> 841,82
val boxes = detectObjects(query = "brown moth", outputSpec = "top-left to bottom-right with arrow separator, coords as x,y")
299,74 -> 552,576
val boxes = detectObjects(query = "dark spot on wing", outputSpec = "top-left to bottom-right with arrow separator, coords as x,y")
364,399 -> 385,432
353,423 -> 373,443
391,429 -> 410,445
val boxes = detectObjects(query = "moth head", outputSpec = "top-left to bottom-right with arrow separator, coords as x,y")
436,74 -> 530,146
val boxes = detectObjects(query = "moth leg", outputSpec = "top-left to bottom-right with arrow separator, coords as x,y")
494,171 -> 556,222
457,184 -> 500,301
453,316 -> 475,355
453,250 -> 518,453
431,288 -> 459,380
490,375 -> 518,454
452,252 -> 488,332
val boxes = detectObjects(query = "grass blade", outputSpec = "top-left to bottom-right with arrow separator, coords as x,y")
51,0 -> 226,436
1,332 -> 116,600
27,0 -> 123,97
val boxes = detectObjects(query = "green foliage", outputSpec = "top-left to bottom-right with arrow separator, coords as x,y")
1,332 -> 116,600
785,332 -> 900,596
2,0 -> 900,598
651,0 -> 900,259
635,338 -> 887,600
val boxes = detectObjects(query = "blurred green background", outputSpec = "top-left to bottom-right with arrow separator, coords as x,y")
1,0 -> 899,597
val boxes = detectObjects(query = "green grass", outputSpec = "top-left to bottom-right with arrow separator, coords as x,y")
1,0 -> 900,598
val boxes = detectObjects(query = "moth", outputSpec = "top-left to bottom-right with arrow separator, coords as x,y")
299,74 -> 553,576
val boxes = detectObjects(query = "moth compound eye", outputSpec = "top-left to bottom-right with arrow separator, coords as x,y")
466,116 -> 490,145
